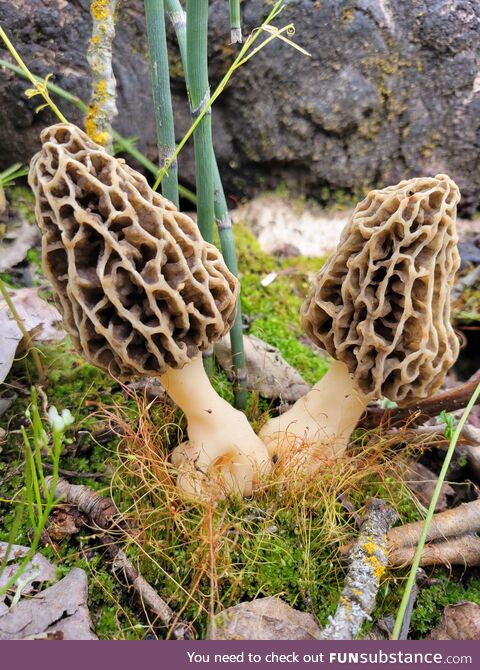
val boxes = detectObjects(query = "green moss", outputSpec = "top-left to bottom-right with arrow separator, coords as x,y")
233,224 -> 329,385
453,285 -> 480,325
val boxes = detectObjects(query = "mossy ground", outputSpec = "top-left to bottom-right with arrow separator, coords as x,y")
0,194 -> 477,639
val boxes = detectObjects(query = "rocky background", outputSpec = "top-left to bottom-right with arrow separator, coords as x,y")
0,0 -> 479,213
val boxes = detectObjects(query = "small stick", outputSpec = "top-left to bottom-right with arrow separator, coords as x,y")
86,0 -> 118,151
389,533 -> 480,568
319,498 -> 397,640
363,371 -> 480,429
388,498 -> 480,549
43,476 -> 192,639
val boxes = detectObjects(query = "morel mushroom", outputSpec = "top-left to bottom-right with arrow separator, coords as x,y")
260,174 -> 461,471
29,123 -> 270,497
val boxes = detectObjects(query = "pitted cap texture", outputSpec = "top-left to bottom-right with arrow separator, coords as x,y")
28,123 -> 239,377
302,174 -> 460,406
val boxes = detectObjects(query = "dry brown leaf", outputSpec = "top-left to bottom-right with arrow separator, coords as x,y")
209,597 -> 322,640
215,334 -> 311,402
0,542 -> 57,600
0,287 -> 63,383
404,461 -> 454,512
0,567 -> 97,640
0,210 -> 40,272
428,602 -> 480,640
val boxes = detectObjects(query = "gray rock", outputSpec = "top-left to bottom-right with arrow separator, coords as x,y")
1,0 -> 480,213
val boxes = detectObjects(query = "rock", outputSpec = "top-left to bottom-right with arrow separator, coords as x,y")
232,195 -> 350,258
1,1 -> 480,213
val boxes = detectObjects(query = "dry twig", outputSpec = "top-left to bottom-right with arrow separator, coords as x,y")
363,371 -> 480,429
387,499 -> 480,568
319,498 -> 397,640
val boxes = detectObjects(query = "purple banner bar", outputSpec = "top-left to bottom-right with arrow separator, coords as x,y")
0,640 -> 479,670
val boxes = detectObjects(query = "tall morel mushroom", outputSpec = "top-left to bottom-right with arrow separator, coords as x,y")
29,123 -> 270,497
260,174 -> 461,471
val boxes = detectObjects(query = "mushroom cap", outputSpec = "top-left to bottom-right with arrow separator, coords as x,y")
28,123 -> 239,378
301,174 -> 461,406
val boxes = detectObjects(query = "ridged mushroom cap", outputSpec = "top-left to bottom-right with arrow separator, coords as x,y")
29,123 -> 239,378
301,174 -> 460,406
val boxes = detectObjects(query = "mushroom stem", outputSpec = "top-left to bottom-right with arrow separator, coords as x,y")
259,360 -> 368,472
160,354 -> 271,497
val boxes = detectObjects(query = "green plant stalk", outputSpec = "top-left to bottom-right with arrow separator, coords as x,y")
186,0 -> 215,245
391,380 -> 480,640
153,0 -> 292,190
155,0 -> 287,190
0,26 -> 67,123
166,0 -> 248,407
213,162 -> 248,408
144,0 -> 179,207
0,393 -> 64,598
229,0 -> 242,43
0,277 -> 44,382
0,59 -> 196,204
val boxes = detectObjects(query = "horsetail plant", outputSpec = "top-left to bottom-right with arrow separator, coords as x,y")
144,0 -> 179,207
229,0 -> 242,43
185,0 -> 215,247
165,0 -> 248,407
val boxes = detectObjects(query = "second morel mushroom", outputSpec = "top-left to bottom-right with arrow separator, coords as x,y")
29,123 -> 270,498
260,174 -> 461,472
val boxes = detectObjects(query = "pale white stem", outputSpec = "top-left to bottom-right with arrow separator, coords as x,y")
160,354 -> 271,498
259,360 -> 368,474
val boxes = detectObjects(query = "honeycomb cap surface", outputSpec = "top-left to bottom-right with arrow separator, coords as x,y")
301,175 -> 460,406
29,123 -> 239,377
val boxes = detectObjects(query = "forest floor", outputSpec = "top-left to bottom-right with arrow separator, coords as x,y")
1,186 -> 480,640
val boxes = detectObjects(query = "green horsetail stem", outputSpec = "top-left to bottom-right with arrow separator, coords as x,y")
144,0 -> 179,207
229,0 -> 242,43
185,0 -> 215,246
166,0 -> 248,408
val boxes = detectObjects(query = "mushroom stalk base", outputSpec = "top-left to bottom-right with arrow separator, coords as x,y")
160,354 -> 270,498
259,360 -> 368,474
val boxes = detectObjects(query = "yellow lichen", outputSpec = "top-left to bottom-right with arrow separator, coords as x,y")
362,541 -> 378,556
92,35 -> 100,45
91,0 -> 110,22
362,540 -> 386,582
85,112 -> 109,146
367,554 -> 385,582
96,79 -> 108,98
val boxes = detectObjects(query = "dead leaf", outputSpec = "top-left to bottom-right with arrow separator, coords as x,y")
215,334 -> 311,402
0,567 -> 97,640
41,505 -> 86,543
428,602 -> 480,640
0,542 -> 57,600
0,211 -> 40,272
404,461 -> 454,512
209,597 -> 322,640
0,287 -> 63,383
